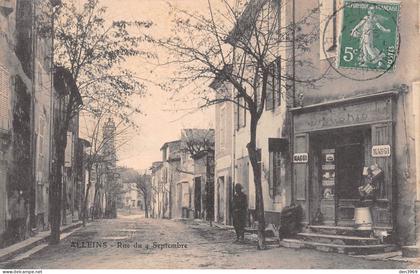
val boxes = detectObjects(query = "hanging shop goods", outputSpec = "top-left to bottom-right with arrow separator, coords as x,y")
338,0 -> 400,71
359,164 -> 384,200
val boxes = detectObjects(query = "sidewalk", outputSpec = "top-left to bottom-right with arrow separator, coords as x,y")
181,218 -> 419,265
0,221 -> 83,263
182,218 -> 279,246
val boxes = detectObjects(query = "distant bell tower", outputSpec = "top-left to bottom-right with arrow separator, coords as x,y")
102,118 -> 116,169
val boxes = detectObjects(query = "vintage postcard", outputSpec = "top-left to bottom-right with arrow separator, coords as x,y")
0,0 -> 419,271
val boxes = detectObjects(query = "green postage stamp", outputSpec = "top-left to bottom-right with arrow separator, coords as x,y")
338,0 -> 400,71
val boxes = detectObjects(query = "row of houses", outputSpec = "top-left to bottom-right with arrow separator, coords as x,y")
151,0 -> 420,255
150,129 -> 215,221
0,0 -> 118,248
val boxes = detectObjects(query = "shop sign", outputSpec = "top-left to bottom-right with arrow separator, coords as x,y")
293,153 -> 308,163
372,145 -> 391,157
294,99 -> 391,133
338,0 -> 400,71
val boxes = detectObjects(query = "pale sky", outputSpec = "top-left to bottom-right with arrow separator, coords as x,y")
97,0 -> 217,171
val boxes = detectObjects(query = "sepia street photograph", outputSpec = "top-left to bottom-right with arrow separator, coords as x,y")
0,0 -> 419,271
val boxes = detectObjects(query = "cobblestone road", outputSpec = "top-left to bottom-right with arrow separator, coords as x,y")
4,211 -> 418,269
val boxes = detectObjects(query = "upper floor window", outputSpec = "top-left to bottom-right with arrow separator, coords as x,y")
265,57 -> 281,111
320,0 -> 340,59
237,96 -> 246,130
219,105 -> 226,150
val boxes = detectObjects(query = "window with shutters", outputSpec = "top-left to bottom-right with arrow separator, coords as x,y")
320,0 -> 340,59
269,138 -> 287,198
37,116 -> 45,172
219,105 -> 226,151
237,96 -> 246,130
0,66 -> 10,131
269,150 -> 284,197
64,131 -> 73,167
182,182 -> 190,208
265,57 -> 281,111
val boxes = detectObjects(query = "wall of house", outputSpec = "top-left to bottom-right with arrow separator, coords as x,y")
291,0 -> 419,246
0,0 -> 18,246
166,160 -> 180,219
177,151 -> 194,218
215,97 -> 234,224
0,0 -> 41,246
33,24 -> 53,230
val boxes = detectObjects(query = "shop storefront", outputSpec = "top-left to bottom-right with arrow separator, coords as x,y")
291,91 -> 398,230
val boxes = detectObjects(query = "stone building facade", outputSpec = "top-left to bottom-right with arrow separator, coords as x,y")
286,0 -> 419,253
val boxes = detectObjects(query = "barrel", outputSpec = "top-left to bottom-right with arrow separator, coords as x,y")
354,207 -> 372,230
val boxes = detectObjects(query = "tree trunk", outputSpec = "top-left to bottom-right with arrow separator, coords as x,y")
246,115 -> 266,250
144,194 -> 149,218
92,184 -> 100,219
81,170 -> 92,226
50,132 -> 66,245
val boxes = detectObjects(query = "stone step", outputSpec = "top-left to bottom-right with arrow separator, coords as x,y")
308,225 -> 373,237
280,238 -> 398,255
297,232 -> 381,245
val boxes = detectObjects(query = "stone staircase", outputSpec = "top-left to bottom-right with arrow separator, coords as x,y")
280,225 -> 398,255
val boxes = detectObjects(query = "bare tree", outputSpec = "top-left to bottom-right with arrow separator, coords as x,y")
37,0 -> 151,244
181,129 -> 215,158
119,168 -> 152,218
134,173 -> 152,219
181,129 -> 215,222
80,111 -> 134,225
153,0 -> 319,249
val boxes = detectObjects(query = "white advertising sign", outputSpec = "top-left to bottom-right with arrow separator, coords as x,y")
293,153 -> 308,163
372,145 -> 391,157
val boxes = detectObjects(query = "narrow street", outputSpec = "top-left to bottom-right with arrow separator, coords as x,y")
3,210 -> 417,269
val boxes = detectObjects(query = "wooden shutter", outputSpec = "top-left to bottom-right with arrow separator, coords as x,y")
371,123 -> 393,200
0,67 -> 10,130
371,122 -> 393,227
64,132 -> 73,167
275,57 -> 281,106
265,63 -> 275,111
293,133 -> 309,223
269,151 -> 274,197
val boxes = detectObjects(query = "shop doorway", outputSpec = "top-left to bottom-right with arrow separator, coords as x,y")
336,143 -> 364,226
311,127 -> 368,226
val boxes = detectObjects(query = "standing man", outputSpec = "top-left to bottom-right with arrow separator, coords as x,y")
232,184 -> 247,242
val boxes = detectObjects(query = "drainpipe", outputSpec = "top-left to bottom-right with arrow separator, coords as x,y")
231,90 -> 236,226
289,0 -> 296,205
